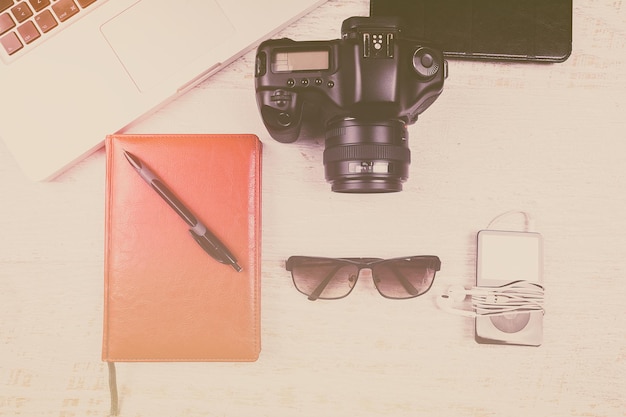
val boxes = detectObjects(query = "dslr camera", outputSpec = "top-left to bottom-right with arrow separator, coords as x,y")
254,16 -> 447,193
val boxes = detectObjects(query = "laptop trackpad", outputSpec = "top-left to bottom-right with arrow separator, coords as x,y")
101,0 -> 234,92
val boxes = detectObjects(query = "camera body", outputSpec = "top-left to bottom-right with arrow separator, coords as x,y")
254,16 -> 447,193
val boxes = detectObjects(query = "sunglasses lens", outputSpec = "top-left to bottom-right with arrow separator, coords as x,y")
372,257 -> 437,299
289,258 -> 359,299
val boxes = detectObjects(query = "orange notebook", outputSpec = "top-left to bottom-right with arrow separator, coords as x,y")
102,134 -> 261,362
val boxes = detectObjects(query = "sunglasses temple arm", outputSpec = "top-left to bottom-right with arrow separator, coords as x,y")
307,265 -> 342,301
389,265 -> 420,296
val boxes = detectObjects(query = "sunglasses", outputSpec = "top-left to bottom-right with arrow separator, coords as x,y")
286,256 -> 441,300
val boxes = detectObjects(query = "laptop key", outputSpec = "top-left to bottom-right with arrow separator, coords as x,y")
76,0 -> 96,7
28,0 -> 49,13
17,19 -> 40,43
11,2 -> 32,23
0,0 -> 13,14
51,0 -> 78,22
1,30 -> 23,54
0,12 -> 15,35
34,9 -> 57,32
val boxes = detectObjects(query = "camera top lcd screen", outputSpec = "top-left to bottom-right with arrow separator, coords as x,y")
272,50 -> 329,73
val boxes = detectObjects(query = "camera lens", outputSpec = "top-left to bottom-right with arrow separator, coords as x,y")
323,119 -> 410,193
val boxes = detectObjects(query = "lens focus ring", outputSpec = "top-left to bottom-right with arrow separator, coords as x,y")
323,143 -> 410,163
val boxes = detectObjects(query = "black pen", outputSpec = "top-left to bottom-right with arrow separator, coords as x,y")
123,150 -> 242,272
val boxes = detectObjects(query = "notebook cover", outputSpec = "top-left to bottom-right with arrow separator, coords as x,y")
370,0 -> 572,62
102,134 -> 261,362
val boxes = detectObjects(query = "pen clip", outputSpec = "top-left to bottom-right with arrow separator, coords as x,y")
189,229 -> 242,272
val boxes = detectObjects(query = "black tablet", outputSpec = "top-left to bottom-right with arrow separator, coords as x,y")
370,0 -> 572,62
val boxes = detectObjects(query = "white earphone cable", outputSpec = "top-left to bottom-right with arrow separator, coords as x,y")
437,280 -> 545,317
470,280 -> 544,316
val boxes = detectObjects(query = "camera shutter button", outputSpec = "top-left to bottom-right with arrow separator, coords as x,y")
412,47 -> 440,78
276,112 -> 292,127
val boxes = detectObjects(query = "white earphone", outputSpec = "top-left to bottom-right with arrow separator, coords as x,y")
436,281 -> 545,318
436,285 -> 479,317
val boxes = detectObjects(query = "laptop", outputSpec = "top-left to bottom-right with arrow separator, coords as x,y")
0,0 -> 327,180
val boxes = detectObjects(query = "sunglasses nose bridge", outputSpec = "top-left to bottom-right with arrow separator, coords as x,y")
342,266 -> 375,295
355,267 -> 378,288
348,265 -> 368,281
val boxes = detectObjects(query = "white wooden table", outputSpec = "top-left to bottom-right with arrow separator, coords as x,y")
1,1 -> 625,416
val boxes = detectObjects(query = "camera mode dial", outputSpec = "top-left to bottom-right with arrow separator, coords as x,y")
412,47 -> 441,78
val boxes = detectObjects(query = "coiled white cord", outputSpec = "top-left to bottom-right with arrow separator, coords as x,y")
437,280 -> 545,318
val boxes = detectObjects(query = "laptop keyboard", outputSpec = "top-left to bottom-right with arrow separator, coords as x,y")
0,0 -> 98,57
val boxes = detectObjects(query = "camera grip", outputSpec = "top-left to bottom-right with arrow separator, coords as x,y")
258,91 -> 303,143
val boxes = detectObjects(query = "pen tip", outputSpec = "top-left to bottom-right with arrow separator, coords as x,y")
122,150 -> 142,170
232,263 -> 243,272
